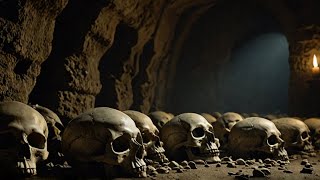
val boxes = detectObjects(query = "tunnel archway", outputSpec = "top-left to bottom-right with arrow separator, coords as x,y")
169,0 -> 290,115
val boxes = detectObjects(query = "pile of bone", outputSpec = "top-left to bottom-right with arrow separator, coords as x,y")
0,100 -> 319,179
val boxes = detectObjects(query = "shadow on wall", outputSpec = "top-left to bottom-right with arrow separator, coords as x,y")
169,0 -> 289,115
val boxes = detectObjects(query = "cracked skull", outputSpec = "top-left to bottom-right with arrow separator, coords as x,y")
272,118 -> 313,154
0,101 -> 49,176
62,107 -> 147,178
228,117 -> 288,161
212,112 -> 243,149
123,110 -> 168,163
160,113 -> 220,163
304,118 -> 320,149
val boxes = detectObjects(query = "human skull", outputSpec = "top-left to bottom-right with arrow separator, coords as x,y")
0,101 -> 49,176
228,117 -> 288,161
263,114 -> 278,120
62,107 -> 146,178
123,110 -> 167,163
272,118 -> 313,154
201,113 -> 217,124
304,118 -> 320,149
212,112 -> 243,148
212,112 -> 222,119
160,113 -> 220,163
31,104 -> 65,165
148,111 -> 173,130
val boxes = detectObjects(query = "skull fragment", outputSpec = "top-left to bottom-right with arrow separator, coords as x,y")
304,118 -> 320,149
228,117 -> 288,161
212,112 -> 243,148
160,113 -> 220,163
0,101 -> 49,176
272,118 -> 313,154
62,107 -> 146,178
123,110 -> 168,163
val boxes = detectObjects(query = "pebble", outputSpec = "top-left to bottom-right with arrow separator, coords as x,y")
157,167 -> 169,174
265,164 -> 272,168
257,159 -> 264,164
227,162 -> 237,168
169,161 -> 180,168
228,172 -> 237,176
236,159 -> 246,165
188,161 -> 197,169
216,163 -> 221,167
300,167 -> 313,174
312,162 -> 317,165
221,157 -> 233,164
301,159 -> 309,165
246,160 -> 255,165
264,158 -> 272,164
194,159 -> 205,164
176,168 -> 183,173
204,163 -> 210,167
235,174 -> 250,180
283,170 -> 293,173
301,155 -> 309,159
259,168 -> 271,175
180,160 -> 188,166
305,163 -> 312,168
253,169 -> 266,177
183,165 -> 191,169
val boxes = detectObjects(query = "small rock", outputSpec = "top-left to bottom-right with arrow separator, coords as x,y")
309,152 -> 317,157
278,167 -> 286,170
259,168 -> 271,175
301,154 -> 309,159
216,163 -> 221,167
165,166 -> 172,171
204,164 -> 210,167
221,157 -> 233,164
183,165 -> 191,169
227,162 -> 237,168
257,159 -> 263,164
176,168 -> 183,173
265,164 -> 272,168
300,167 -> 313,174
180,160 -> 188,166
312,162 -> 317,165
264,158 -> 272,164
253,169 -> 266,177
305,163 -> 312,168
246,160 -> 255,165
236,159 -> 246,165
169,161 -> 180,169
301,159 -> 309,165
235,174 -> 250,180
228,172 -> 236,176
194,159 -> 205,164
157,167 -> 169,174
283,170 -> 293,173
188,161 -> 197,169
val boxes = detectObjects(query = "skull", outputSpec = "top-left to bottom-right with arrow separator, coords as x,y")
228,117 -> 288,161
148,111 -> 173,130
263,114 -> 278,120
304,118 -> 320,149
31,104 -> 65,165
212,112 -> 243,149
241,113 -> 250,118
272,118 -> 313,154
201,113 -> 217,124
0,101 -> 49,176
62,107 -> 146,178
160,113 -> 220,163
212,112 -> 222,119
123,110 -> 168,163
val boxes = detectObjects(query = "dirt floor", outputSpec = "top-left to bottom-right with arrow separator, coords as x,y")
119,154 -> 320,180
27,153 -> 320,180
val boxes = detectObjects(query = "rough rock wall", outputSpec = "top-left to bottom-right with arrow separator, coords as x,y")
0,0 -> 68,103
0,0 -> 216,122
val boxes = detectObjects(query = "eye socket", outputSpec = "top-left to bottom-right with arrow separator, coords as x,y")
142,132 -> 151,144
301,131 -> 309,140
112,134 -> 130,153
192,127 -> 205,138
0,133 -> 17,149
267,135 -> 278,146
27,132 -> 46,149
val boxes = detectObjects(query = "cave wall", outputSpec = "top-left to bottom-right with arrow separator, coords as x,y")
0,0 -> 319,122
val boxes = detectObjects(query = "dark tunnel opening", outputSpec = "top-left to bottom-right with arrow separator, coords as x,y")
169,0 -> 289,115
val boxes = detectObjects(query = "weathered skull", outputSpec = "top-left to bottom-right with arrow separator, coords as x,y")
228,117 -> 288,161
201,113 -> 217,124
31,104 -> 65,165
123,110 -> 168,163
62,107 -> 146,178
0,101 -> 49,176
160,113 -> 220,163
212,112 -> 222,119
263,114 -> 278,120
212,112 -> 243,148
272,118 -> 313,154
304,118 -> 320,149
148,111 -> 173,130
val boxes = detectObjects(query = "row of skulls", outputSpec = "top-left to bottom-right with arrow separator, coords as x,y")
0,101 -> 320,178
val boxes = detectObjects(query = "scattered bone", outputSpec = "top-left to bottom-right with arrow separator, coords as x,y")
216,163 -> 221,167
284,170 -> 293,173
259,168 -> 271,175
300,167 -> 313,174
194,159 -> 205,164
301,159 -> 309,165
227,162 -> 237,168
179,161 -> 188,167
235,159 -> 246,165
188,161 -> 197,169
252,169 -> 266,177
156,167 -> 169,174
